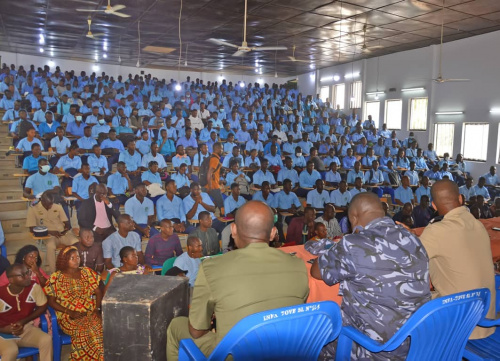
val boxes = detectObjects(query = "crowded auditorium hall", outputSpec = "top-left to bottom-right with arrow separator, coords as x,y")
1,0 -> 500,360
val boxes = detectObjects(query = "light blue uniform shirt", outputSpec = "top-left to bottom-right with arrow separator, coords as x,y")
473,185 -> 490,199
482,173 -> 499,186
72,175 -> 98,199
100,139 -> 124,151
306,190 -> 330,208
404,170 -> 419,186
265,154 -> 283,167
119,150 -> 141,171
183,193 -> 216,220
170,173 -> 190,188
330,189 -> 352,207
17,138 -> 44,152
136,139 -> 152,155
76,136 -> 97,150
25,172 -> 60,195
252,170 -> 276,186
342,156 -> 356,170
172,155 -> 191,168
87,154 -> 109,173
326,171 -> 342,184
125,195 -> 154,224
107,173 -> 129,194
141,153 -> 167,169
244,156 -> 261,168
156,194 -> 186,222
23,155 -> 46,172
246,139 -> 264,153
223,195 -> 246,214
66,121 -> 86,137
274,191 -> 301,209
50,137 -> 71,154
459,185 -> 475,201
394,186 -> 414,204
56,155 -> 81,170
91,124 -> 110,139
299,170 -> 321,188
173,253 -> 201,287
141,170 -> 162,185
349,188 -> 367,197
277,168 -> 299,185
103,231 -> 142,267
252,191 -> 276,207
347,170 -> 365,184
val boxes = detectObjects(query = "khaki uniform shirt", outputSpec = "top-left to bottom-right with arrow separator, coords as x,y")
189,242 -> 309,351
26,202 -> 67,233
420,206 -> 496,339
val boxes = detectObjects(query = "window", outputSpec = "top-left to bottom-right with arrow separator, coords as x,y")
349,81 -> 362,109
332,83 -> 345,110
384,99 -> 402,130
497,126 -> 500,164
462,123 -> 489,161
364,101 -> 380,126
409,97 -> 428,131
434,123 -> 454,157
319,86 -> 330,103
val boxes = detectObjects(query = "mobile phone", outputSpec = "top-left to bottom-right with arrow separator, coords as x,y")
307,259 -> 316,264
289,252 -> 297,256
492,227 -> 500,231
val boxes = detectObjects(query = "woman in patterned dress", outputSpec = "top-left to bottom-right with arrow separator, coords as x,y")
44,246 -> 104,360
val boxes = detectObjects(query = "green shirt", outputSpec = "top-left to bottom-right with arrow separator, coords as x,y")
189,242 -> 309,348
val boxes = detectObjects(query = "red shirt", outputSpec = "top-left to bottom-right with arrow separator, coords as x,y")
0,282 -> 45,327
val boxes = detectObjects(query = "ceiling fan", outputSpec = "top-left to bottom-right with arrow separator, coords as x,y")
207,0 -> 287,56
361,24 -> 384,53
86,18 -> 105,39
286,45 -> 310,63
434,0 -> 469,83
77,0 -> 131,18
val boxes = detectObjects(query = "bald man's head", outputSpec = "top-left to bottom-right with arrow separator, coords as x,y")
231,201 -> 276,248
348,192 -> 385,229
431,179 -> 461,215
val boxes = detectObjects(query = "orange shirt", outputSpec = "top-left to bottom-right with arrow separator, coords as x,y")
208,153 -> 221,190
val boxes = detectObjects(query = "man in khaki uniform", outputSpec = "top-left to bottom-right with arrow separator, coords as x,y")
166,201 -> 310,359
420,179 -> 496,339
26,191 -> 77,273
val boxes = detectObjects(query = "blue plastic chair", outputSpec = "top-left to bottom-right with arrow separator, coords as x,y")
0,244 -> 6,257
0,347 -> 39,360
40,307 -> 72,361
179,301 -> 342,361
334,288 -> 490,361
463,275 -> 500,361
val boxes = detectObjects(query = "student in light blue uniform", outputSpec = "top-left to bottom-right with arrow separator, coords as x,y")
125,183 -> 159,239
394,176 -> 415,206
102,215 -> 143,268
16,128 -> 44,152
252,181 -> 276,208
72,164 -> 98,208
22,143 -> 46,174
24,159 -> 60,198
223,183 -> 247,217
306,179 -> 330,212
107,162 -> 133,208
297,161 -> 321,197
277,157 -> 299,188
252,159 -> 276,188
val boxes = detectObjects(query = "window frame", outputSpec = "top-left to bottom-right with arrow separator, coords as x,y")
349,81 -> 362,109
363,101 -> 380,127
461,122 -> 489,162
319,86 -> 330,103
433,123 -> 455,158
408,97 -> 428,131
332,83 -> 345,110
384,99 -> 403,130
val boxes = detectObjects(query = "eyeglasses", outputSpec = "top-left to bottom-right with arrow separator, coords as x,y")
11,270 -> 30,278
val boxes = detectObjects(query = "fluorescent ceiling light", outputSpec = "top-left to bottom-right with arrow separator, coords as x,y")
309,63 -> 315,69
320,76 -> 333,82
39,48 -> 44,53
333,75 -> 340,81
103,54 -> 108,59
39,34 -> 45,45
345,72 -> 360,79
490,109 -> 500,114
366,91 -> 385,96
401,87 -> 425,92
435,111 -> 464,115
92,65 -> 99,71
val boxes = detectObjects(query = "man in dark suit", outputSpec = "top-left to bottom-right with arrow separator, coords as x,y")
77,183 -> 120,243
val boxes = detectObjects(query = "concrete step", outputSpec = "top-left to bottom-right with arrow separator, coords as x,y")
0,188 -> 24,201
0,179 -> 22,187
0,199 -> 27,211
0,210 -> 28,234
4,232 -> 35,262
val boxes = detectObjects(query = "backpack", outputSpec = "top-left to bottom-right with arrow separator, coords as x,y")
199,155 -> 220,187
387,171 -> 401,186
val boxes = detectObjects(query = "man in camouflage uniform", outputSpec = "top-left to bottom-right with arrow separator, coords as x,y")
311,192 -> 431,360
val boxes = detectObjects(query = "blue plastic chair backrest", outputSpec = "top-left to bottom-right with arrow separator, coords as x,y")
495,274 -> 500,313
379,288 -> 490,361
208,301 -> 342,361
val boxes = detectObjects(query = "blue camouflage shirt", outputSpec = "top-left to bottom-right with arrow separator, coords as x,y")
317,217 -> 430,360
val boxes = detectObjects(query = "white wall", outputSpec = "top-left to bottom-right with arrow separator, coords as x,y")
0,51 -> 290,87
299,30 -> 500,180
